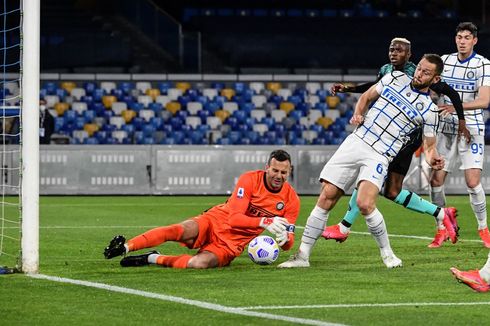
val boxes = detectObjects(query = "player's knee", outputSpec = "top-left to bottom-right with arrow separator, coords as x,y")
356,198 -> 375,215
383,188 -> 399,201
466,180 -> 480,189
188,253 -> 219,269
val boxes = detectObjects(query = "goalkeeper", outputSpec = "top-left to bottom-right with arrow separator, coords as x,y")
325,37 -> 470,248
103,149 -> 299,269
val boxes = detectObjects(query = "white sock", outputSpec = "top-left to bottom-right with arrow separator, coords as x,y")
148,253 -> 160,264
468,184 -> 487,230
436,209 -> 445,230
339,223 -> 350,234
124,244 -> 129,253
479,251 -> 490,283
299,205 -> 329,259
430,186 -> 446,208
365,208 -> 391,252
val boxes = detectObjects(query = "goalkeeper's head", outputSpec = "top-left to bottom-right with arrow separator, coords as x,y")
265,150 -> 292,191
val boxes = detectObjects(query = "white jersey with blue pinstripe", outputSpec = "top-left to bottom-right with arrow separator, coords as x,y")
354,71 -> 439,160
439,52 -> 490,135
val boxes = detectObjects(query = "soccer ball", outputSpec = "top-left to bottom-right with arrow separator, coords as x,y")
247,235 -> 280,265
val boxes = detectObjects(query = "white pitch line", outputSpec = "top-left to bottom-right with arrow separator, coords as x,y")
28,274 -> 344,326
240,301 -> 490,310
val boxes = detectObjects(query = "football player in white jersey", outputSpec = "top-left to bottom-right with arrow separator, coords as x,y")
430,22 -> 490,248
279,54 -> 445,269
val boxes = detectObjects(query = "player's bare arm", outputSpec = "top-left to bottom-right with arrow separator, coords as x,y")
351,84 -> 380,125
423,135 -> 444,170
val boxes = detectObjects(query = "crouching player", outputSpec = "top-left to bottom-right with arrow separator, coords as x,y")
103,149 -> 300,269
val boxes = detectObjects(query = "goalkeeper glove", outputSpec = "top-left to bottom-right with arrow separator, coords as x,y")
275,230 -> 288,246
260,216 -> 288,235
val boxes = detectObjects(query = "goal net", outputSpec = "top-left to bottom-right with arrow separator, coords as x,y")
0,0 -> 39,274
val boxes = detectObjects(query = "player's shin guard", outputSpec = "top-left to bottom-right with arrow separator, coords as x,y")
154,254 -> 192,268
394,189 -> 438,216
343,188 -> 360,225
299,205 -> 329,259
430,186 -> 446,208
468,184 -> 487,229
127,224 -> 185,251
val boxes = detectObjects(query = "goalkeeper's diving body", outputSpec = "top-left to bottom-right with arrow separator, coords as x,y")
323,37 -> 469,248
104,149 -> 300,269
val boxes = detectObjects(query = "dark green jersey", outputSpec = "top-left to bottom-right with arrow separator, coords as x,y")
378,61 -> 417,78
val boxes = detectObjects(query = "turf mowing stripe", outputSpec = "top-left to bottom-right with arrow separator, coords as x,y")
240,301 -> 490,310
28,274 -> 344,326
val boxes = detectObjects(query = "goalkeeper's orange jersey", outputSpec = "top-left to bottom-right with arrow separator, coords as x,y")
202,170 -> 300,256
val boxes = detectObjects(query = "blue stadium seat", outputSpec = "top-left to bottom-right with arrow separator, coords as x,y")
111,88 -> 124,100
121,123 -> 135,136
44,82 -> 57,95
170,117 -> 184,131
118,82 -> 134,95
83,82 -> 96,95
161,124 -> 172,134
150,117 -> 164,130
198,109 -> 210,123
217,137 -> 230,145
64,110 -> 77,123
157,82 -> 172,94
143,137 -> 155,145
103,110 -> 114,120
211,82 -> 225,91
148,102 -> 163,115
131,117 -> 145,130
129,102 -> 145,112
75,117 -> 85,130
54,117 -> 65,132
89,102 -> 105,116
94,131 -> 108,144
142,124 -> 156,137
83,137 -> 99,145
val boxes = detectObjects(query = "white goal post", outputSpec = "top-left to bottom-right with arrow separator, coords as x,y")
21,0 -> 40,274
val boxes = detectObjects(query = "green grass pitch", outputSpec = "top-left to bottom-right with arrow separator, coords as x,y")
1,195 -> 489,325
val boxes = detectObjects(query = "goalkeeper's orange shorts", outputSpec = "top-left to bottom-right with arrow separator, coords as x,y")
184,212 -> 238,267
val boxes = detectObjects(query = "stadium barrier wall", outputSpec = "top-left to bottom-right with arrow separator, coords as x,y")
3,145 -> 489,195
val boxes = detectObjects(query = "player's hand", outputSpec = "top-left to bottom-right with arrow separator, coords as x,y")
429,156 -> 445,170
275,230 -> 288,246
438,104 -> 455,118
457,120 -> 471,144
330,83 -> 346,96
260,216 -> 288,235
350,114 -> 364,125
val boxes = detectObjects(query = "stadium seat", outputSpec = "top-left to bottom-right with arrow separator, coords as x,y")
82,110 -> 96,123
305,82 -> 321,95
71,102 -> 88,115
266,82 -> 281,94
279,102 -> 295,115
102,95 -> 117,109
250,109 -> 267,123
157,81 -> 172,94
136,82 -> 152,94
72,130 -> 89,143
325,109 -> 340,121
121,109 -> 137,123
167,88 -> 183,101
100,81 -> 116,94
176,82 -> 191,93
308,109 -> 323,123
249,82 -> 265,94
111,102 -> 127,115
83,137 -> 99,145
215,109 -> 231,122
44,95 -> 60,108
112,130 -> 128,144
302,130 -> 318,143
109,116 -> 125,129
206,116 -> 222,130
308,95 -> 320,106
83,123 -> 99,136
70,88 -> 86,100
222,102 -> 238,115
317,117 -> 334,129
187,102 -> 203,115
185,116 -> 202,129
137,95 -> 153,108
54,102 -> 69,116
326,96 -> 340,109
155,95 -> 171,107
252,123 -> 268,135
277,88 -> 292,100
64,109 -> 77,123
220,88 -> 235,100
251,95 -> 267,108
146,88 -> 161,100
139,109 -> 155,122
165,102 -> 182,115
202,88 -> 218,100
